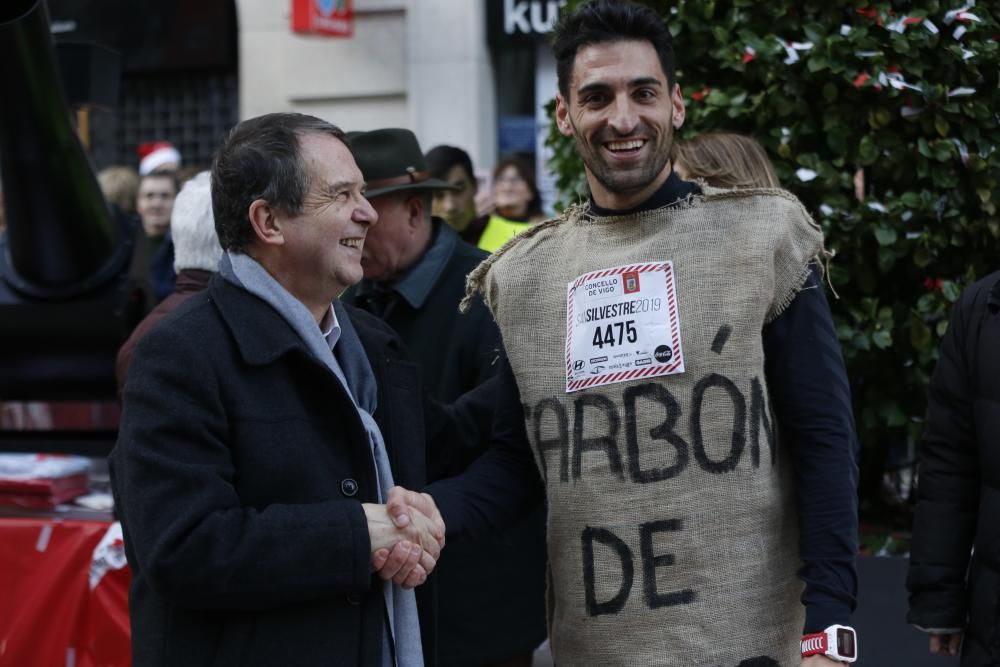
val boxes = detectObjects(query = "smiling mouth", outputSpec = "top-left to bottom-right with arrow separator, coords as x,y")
340,238 -> 364,250
605,139 -> 646,153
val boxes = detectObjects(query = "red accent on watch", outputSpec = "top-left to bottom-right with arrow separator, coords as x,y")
801,631 -> 829,657
801,625 -> 858,663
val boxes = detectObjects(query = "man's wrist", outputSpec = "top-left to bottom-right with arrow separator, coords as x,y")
362,503 -> 399,553
804,600 -> 854,635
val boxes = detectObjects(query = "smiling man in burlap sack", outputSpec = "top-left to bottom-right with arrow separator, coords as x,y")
390,2 -> 860,665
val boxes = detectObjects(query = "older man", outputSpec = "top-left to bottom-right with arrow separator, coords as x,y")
346,128 -> 547,667
110,113 -> 445,667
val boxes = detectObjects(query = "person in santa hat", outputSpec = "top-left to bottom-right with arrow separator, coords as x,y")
137,141 -> 182,176
136,142 -> 182,301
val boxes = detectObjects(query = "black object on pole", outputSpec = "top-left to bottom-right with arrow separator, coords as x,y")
0,0 -> 143,402
0,0 -> 130,297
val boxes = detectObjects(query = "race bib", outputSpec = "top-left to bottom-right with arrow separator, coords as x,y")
565,262 -> 684,392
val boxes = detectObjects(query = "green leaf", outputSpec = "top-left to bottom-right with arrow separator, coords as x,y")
917,137 -> 933,158
858,136 -> 879,165
910,320 -> 932,351
826,130 -> 847,155
913,246 -> 933,268
807,56 -> 829,73
705,89 -> 729,106
878,400 -> 908,427
877,246 -> 897,273
873,225 -> 897,246
872,330 -> 893,350
869,109 -> 891,129
941,281 -> 962,302
935,116 -> 950,137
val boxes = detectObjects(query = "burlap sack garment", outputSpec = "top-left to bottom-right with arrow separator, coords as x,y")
464,187 -> 825,666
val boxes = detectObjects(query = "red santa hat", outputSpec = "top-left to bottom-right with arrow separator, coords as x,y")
138,141 -> 182,176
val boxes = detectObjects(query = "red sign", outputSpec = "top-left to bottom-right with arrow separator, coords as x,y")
291,0 -> 354,37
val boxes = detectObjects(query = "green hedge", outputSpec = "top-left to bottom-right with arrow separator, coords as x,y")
545,1 -> 1000,509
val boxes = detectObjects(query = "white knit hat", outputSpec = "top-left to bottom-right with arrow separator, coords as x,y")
170,171 -> 222,273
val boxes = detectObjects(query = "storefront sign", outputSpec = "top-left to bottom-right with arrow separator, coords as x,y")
291,0 -> 353,37
488,0 -> 566,45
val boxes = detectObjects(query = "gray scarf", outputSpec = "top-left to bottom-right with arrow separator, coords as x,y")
221,252 -> 423,667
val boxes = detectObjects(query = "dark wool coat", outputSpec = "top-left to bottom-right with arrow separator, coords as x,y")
908,270 -> 1000,666
110,276 -> 438,667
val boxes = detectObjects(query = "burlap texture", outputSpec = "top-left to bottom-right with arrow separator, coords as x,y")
470,188 -> 824,666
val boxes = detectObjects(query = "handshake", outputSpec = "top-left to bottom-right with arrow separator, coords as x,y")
363,487 -> 445,589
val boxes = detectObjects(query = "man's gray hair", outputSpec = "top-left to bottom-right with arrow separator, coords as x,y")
172,171 -> 223,272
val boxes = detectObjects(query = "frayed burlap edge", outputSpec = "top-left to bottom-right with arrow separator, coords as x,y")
703,185 -> 837,305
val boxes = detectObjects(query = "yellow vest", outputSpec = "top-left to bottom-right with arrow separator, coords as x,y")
477,214 -> 532,253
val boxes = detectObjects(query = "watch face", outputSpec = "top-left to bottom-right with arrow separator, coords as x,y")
836,628 -> 856,658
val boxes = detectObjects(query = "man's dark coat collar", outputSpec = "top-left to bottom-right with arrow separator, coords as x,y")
208,274 -> 314,366
208,274 -> 398,368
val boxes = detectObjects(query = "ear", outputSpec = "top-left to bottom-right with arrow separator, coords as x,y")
406,194 -> 425,228
670,84 -> 686,130
555,93 -> 574,137
248,199 -> 285,247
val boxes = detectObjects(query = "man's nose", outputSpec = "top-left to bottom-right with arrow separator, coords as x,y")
355,197 -> 378,225
607,95 -> 639,135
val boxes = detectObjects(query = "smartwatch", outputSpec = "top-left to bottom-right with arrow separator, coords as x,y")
801,624 -> 858,663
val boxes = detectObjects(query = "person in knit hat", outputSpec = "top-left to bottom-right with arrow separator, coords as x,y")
115,171 -> 220,393
389,1 -> 860,665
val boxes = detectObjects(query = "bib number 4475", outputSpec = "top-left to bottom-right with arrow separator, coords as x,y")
592,320 -> 637,349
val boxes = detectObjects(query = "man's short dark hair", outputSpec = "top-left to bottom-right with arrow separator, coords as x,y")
552,0 -> 676,98
211,112 -> 347,253
425,145 -> 475,184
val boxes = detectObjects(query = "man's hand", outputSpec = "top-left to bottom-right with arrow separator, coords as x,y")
370,541 -> 426,588
929,632 -> 962,656
386,486 -> 446,550
801,656 -> 844,666
364,501 -> 444,588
